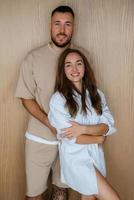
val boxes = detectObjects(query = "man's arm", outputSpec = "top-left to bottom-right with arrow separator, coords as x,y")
21,98 -> 56,135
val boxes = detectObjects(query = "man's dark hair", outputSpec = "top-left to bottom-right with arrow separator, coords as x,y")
51,5 -> 74,18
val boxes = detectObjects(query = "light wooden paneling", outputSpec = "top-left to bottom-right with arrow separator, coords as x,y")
0,0 -> 134,199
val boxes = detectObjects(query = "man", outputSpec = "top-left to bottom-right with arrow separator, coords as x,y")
16,5 -> 75,200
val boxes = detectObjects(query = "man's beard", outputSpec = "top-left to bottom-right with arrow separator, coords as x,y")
51,33 -> 72,48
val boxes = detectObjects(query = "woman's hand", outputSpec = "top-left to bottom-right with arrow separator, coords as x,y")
98,135 -> 106,144
61,121 -> 108,139
61,121 -> 85,138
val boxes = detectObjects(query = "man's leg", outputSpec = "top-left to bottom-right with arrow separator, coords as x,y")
51,185 -> 68,200
52,154 -> 68,200
42,171 -> 53,200
25,139 -> 58,200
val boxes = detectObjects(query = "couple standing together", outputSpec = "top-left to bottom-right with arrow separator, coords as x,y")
16,5 -> 120,200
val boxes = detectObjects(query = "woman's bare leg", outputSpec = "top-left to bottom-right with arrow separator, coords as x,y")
95,169 -> 120,200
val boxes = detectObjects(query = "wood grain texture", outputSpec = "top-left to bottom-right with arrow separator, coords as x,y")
0,0 -> 134,199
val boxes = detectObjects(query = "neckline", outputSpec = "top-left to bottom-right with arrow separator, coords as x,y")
48,42 -> 73,54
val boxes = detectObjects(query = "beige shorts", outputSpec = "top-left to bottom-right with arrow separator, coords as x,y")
25,139 -> 67,197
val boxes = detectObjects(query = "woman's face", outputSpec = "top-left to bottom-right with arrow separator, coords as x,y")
64,52 -> 85,89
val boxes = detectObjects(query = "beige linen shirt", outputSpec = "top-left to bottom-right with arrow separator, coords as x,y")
15,43 -> 90,140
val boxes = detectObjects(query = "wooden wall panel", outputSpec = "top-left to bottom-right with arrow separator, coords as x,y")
0,0 -> 134,199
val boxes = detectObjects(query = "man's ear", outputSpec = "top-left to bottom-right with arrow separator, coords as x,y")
49,21 -> 52,30
72,22 -> 76,36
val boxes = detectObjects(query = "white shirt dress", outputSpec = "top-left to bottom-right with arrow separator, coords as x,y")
48,90 -> 116,195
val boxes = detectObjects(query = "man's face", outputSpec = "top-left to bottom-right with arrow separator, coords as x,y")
51,12 -> 74,48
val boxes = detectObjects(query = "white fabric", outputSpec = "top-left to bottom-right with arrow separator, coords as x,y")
48,89 -> 116,195
25,132 -> 59,145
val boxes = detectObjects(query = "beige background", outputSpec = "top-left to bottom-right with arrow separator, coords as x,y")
0,0 -> 134,199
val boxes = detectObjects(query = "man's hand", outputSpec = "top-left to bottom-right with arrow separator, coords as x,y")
49,126 -> 57,135
61,121 -> 85,138
45,116 -> 57,135
21,98 -> 57,135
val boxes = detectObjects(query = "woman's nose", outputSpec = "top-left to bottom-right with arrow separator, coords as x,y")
72,65 -> 78,72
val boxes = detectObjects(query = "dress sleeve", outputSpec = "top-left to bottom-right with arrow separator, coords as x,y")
48,92 -> 76,142
48,92 -> 71,131
15,53 -> 36,99
98,90 -> 117,136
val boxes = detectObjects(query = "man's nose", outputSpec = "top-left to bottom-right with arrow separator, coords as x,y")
60,25 -> 65,33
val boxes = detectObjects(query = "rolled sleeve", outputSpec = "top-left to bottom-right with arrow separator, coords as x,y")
48,92 -> 71,133
98,90 -> 117,136
48,92 -> 78,144
15,53 -> 36,99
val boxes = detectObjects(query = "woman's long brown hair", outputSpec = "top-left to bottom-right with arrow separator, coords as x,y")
55,48 -> 102,117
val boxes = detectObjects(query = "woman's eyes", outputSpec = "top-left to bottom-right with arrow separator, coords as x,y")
77,62 -> 82,65
65,63 -> 83,68
65,62 -> 83,68
65,64 -> 71,68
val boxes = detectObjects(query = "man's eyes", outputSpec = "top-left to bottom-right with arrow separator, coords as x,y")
54,22 -> 72,26
55,22 -> 60,25
66,23 -> 72,26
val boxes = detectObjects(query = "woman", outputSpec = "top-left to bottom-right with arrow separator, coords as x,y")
48,49 -> 120,200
